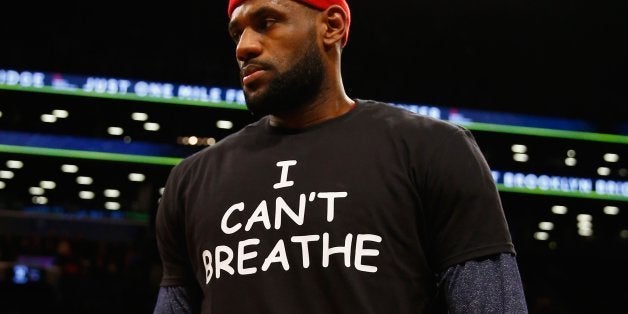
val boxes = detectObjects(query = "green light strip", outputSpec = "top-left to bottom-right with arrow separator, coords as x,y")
465,122 -> 628,144
2,144 -> 626,202
0,84 -> 248,110
497,184 -> 628,202
0,209 -> 149,224
4,84 -> 628,144
0,144 -> 182,166
125,212 -> 149,223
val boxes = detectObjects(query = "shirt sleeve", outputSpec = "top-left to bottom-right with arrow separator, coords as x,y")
155,164 -> 198,287
418,125 -> 516,270
439,253 -> 529,313
153,286 -> 201,314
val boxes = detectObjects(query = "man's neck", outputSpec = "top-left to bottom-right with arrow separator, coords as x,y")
268,93 -> 355,129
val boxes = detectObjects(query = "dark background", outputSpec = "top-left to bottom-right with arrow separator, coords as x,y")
1,0 -> 627,313
2,0 -> 627,126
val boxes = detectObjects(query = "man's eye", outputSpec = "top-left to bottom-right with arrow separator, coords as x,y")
261,18 -> 277,30
231,32 -> 241,43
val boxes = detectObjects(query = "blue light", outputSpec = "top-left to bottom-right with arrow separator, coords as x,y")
12,265 -> 28,284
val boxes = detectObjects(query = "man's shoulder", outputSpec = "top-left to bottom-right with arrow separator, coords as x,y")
355,99 -> 464,134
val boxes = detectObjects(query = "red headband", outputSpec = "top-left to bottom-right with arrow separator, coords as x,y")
228,0 -> 351,46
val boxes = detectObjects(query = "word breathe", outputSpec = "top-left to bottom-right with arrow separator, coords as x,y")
202,233 -> 382,284
201,160 -> 383,285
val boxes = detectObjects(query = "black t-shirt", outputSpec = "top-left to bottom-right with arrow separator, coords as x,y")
156,99 -> 515,313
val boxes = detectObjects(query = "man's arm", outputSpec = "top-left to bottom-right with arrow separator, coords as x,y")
154,163 -> 202,314
440,253 -> 528,313
153,285 -> 200,314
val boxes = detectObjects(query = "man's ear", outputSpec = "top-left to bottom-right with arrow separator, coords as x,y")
320,5 -> 349,48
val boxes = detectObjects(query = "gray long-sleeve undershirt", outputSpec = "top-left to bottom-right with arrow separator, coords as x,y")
153,253 -> 528,313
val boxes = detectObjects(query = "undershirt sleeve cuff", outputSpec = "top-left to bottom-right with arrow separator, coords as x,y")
439,252 -> 528,313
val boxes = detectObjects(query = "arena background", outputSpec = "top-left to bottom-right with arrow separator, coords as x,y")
0,0 -> 626,313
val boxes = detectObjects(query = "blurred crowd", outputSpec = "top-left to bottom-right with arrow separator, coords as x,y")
0,231 -> 161,314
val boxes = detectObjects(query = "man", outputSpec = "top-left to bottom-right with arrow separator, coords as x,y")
154,0 -> 528,313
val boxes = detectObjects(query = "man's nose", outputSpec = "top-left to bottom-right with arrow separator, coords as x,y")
236,29 -> 263,62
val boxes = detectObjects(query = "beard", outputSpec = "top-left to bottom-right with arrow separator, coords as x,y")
243,36 -> 325,116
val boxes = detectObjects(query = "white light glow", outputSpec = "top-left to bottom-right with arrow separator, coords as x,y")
76,176 -> 93,185
104,189 -> 120,198
105,202 -> 121,211
0,111 -> 3,118
6,160 -> 24,169
159,187 -> 165,195
0,170 -> 14,179
129,173 -> 145,182
61,164 -> 79,173
564,157 -> 577,166
32,196 -> 48,205
29,187 -> 45,195
539,222 -> 554,231
40,181 -> 56,189
107,126 -> 124,136
551,205 -> 568,215
513,153 -> 529,162
178,136 -> 216,146
132,112 -> 149,121
578,229 -> 593,237
511,144 -> 527,154
52,109 -> 69,118
79,191 -> 95,200
144,122 -> 160,131
597,167 -> 611,176
534,232 -> 549,241
216,120 -> 234,130
40,114 -> 57,123
603,153 -> 619,163
567,150 -> 576,158
603,206 -> 619,215
577,221 -> 593,229
0,181 -> 5,189
577,214 -> 592,222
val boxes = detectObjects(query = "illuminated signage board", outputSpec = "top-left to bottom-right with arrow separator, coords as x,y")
389,103 -> 597,133
0,68 -> 247,110
3,68 -> 621,135
492,170 -> 628,202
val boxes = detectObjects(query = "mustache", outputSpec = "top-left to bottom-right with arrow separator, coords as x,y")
240,61 -> 274,79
